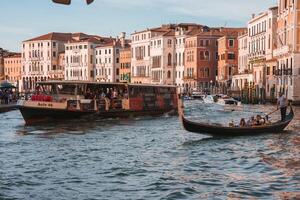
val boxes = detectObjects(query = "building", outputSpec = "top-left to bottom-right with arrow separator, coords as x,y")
21,32 -> 74,91
131,28 -> 153,84
231,31 -> 253,91
248,12 -> 267,94
185,27 -> 221,92
247,8 -> 278,101
120,47 -> 131,83
265,6 -> 278,101
0,48 -> 16,80
4,53 -> 22,86
64,33 -> 105,81
217,31 -> 241,92
174,24 -> 203,92
94,39 -> 121,82
150,27 -> 176,85
273,0 -> 300,104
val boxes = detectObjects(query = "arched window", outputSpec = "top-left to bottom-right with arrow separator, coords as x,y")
168,53 -> 172,66
167,70 -> 171,79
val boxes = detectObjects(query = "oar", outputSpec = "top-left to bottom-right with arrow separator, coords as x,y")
265,108 -> 279,117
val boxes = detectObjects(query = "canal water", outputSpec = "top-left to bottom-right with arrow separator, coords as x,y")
0,102 -> 299,199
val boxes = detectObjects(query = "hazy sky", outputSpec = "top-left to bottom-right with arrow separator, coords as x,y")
0,0 -> 276,52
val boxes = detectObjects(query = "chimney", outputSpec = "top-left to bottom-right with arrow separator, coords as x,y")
252,14 -> 255,19
119,32 -> 126,48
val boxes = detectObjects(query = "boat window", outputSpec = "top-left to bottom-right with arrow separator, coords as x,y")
57,84 -> 76,95
40,84 -> 56,95
77,84 -> 85,96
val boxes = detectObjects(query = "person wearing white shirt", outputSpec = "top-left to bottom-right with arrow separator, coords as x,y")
277,92 -> 287,121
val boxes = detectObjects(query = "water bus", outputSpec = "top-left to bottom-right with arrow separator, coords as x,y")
18,81 -> 178,124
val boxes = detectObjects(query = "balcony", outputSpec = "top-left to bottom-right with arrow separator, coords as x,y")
48,70 -> 64,75
274,68 -> 293,76
248,51 -> 265,60
28,71 -> 44,76
273,45 -> 290,57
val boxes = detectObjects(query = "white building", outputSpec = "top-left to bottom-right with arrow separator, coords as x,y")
150,29 -> 175,85
94,40 -> 121,82
131,29 -> 152,84
231,32 -> 253,90
21,32 -> 72,91
64,33 -> 104,81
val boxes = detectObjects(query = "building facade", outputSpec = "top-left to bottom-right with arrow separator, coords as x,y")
185,28 -> 220,91
94,40 -> 121,82
64,34 -> 104,81
273,0 -> 300,103
4,53 -> 22,86
131,29 -> 152,84
265,6 -> 278,101
21,32 -> 73,91
248,12 -> 268,99
150,29 -> 176,85
120,47 -> 131,83
232,32 -> 253,90
217,31 -> 242,93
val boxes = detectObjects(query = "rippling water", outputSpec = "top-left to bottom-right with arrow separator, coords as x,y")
0,102 -> 299,199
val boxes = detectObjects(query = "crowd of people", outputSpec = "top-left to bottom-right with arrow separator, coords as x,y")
84,87 -> 128,100
0,89 -> 17,105
229,115 -> 271,128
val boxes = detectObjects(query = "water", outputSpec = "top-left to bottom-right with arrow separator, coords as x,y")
0,102 -> 299,199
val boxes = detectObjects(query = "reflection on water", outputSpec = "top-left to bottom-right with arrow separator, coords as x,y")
0,104 -> 299,199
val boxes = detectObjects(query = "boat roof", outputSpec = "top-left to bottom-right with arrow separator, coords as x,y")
37,80 -> 177,88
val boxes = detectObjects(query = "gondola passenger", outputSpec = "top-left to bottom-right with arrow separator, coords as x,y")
239,118 -> 246,127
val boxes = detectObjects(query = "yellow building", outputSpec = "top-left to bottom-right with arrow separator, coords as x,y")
120,47 -> 131,83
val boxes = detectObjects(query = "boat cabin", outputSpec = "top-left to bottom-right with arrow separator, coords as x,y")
27,81 -> 178,113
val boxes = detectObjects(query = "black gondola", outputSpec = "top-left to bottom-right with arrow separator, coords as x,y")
180,101 -> 294,137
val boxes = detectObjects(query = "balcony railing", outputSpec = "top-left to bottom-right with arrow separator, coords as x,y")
273,45 -> 290,57
274,68 -> 293,76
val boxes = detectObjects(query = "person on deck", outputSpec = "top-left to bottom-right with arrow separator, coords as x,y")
277,92 -> 287,121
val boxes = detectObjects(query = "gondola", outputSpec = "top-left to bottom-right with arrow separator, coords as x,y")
180,99 -> 294,136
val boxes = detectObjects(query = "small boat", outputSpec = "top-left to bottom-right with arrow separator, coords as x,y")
202,95 -> 216,104
217,96 -> 240,106
191,91 -> 204,100
179,100 -> 294,137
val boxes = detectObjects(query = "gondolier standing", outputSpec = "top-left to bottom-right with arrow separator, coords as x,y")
277,92 -> 287,121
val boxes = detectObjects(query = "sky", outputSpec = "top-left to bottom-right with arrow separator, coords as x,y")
0,0 -> 276,52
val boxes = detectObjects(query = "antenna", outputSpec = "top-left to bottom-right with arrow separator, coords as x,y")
224,21 -> 227,27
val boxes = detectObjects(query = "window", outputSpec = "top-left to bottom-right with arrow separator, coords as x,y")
53,51 -> 56,57
116,58 -> 119,63
205,40 -> 209,46
167,53 -> 172,66
167,71 -> 171,78
229,39 -> 234,47
228,53 -> 235,60
53,42 -> 56,47
204,51 -> 210,60
84,45 -> 87,49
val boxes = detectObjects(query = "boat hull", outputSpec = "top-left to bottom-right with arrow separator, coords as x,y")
181,107 -> 294,137
19,106 -> 176,125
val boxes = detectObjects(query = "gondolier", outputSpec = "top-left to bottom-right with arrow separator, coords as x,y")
277,92 -> 287,121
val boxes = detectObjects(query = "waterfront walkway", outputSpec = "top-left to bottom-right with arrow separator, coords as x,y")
0,103 -> 18,113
